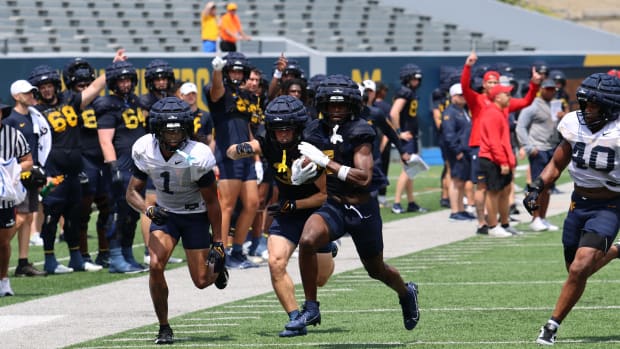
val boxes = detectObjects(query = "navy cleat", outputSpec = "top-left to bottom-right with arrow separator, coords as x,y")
536,322 -> 558,345
400,282 -> 420,330
215,267 -> 229,289
285,301 -> 320,330
155,326 -> 174,345
226,251 -> 259,269
279,326 -> 307,337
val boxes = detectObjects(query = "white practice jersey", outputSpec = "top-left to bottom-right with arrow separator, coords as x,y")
558,111 -> 620,191
132,135 -> 217,214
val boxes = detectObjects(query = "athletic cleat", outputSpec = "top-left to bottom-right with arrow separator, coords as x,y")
476,225 -> 489,235
503,225 -> 523,236
536,323 -> 558,345
509,203 -> 520,215
155,326 -> 174,345
79,261 -> 103,272
488,225 -> 512,237
285,301 -> 321,330
391,203 -> 403,214
279,326 -> 307,337
14,263 -> 47,277
45,264 -> 74,275
29,232 -> 43,246
168,256 -> 183,264
439,198 -> 450,208
0,278 -> 15,296
542,219 -> 559,231
215,267 -> 229,289
330,240 -> 340,258
407,202 -> 428,213
226,251 -> 259,269
400,282 -> 420,330
449,212 -> 469,221
95,251 -> 110,268
530,217 -> 549,232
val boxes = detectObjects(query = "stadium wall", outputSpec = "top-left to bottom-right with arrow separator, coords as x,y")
1,52 -> 617,147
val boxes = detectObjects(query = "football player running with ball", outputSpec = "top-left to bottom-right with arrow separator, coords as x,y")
227,95 -> 336,337
524,73 -> 620,345
126,97 -> 226,345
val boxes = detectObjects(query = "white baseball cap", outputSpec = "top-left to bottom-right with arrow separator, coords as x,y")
179,82 -> 198,95
361,80 -> 376,92
449,83 -> 462,96
10,80 -> 38,96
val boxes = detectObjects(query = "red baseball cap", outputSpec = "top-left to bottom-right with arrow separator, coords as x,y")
488,84 -> 513,100
483,71 -> 500,82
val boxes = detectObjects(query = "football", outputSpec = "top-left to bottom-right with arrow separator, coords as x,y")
300,156 -> 312,168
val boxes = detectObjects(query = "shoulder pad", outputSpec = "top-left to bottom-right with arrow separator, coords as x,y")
395,86 -> 414,100
345,118 -> 376,144
93,95 -> 123,114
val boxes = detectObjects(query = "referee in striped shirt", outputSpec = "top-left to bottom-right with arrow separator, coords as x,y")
0,103 -> 33,297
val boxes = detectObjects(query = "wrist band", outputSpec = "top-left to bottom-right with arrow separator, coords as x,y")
395,128 -> 401,134
337,165 -> 350,181
273,70 -> 282,79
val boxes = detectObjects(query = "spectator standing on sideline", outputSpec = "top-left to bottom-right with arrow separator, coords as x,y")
0,103 -> 33,296
219,2 -> 251,52
390,64 -> 427,214
204,52 -> 260,269
227,95 -> 336,337
524,73 -> 620,346
126,97 -> 226,345
477,84 -> 518,237
440,83 -> 474,221
460,51 -> 541,235
4,80 -> 49,277
201,1 -> 219,53
516,79 -> 561,232
288,75 -> 419,334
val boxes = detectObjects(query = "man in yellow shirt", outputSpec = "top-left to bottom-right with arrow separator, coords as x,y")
219,2 -> 251,52
201,2 -> 219,53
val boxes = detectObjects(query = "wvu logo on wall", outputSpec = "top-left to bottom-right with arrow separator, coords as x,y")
351,69 -> 381,84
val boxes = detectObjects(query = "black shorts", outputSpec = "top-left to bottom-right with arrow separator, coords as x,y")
477,157 -> 512,191
0,207 -> 16,228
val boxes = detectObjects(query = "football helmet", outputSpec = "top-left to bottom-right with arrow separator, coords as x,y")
62,58 -> 96,90
283,59 -> 305,80
399,63 -> 423,86
149,97 -> 194,152
549,69 -> 566,87
576,72 -> 620,132
28,65 -> 61,102
533,60 -> 549,76
315,74 -> 362,125
223,52 -> 251,86
105,61 -> 137,96
264,95 -> 308,149
144,59 -> 175,94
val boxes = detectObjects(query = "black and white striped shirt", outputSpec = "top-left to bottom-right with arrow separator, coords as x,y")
0,124 -> 30,208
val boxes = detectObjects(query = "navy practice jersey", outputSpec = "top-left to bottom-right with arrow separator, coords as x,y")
80,97 -> 103,160
304,118 -> 378,195
395,85 -> 419,136
94,93 -> 146,157
35,90 -> 83,175
193,108 -> 213,140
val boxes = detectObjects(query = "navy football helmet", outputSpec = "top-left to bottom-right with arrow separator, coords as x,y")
144,59 -> 175,94
576,72 -> 620,132
105,61 -> 137,96
533,60 -> 549,76
62,58 -> 96,90
223,52 -> 251,86
549,69 -> 566,87
28,65 -> 61,102
399,63 -> 423,86
149,97 -> 194,152
264,95 -> 308,149
315,74 -> 362,125
283,59 -> 305,80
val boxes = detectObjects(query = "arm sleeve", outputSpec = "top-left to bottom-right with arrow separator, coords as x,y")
460,64 -> 479,110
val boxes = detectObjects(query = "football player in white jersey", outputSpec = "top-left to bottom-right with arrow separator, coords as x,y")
523,73 -> 620,345
125,97 -> 226,345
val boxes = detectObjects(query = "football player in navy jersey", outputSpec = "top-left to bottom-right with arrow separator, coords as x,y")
523,73 -> 620,345
205,52 -> 260,269
286,75 -> 419,334
62,58 -> 111,268
29,50 -> 125,274
95,60 -> 147,274
390,64 -> 428,214
227,95 -> 336,337
126,97 -> 225,345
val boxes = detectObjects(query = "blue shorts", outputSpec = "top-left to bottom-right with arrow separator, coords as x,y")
402,139 -> 419,155
315,198 -> 383,259
0,207 -> 16,228
562,192 -> 620,250
218,157 -> 257,181
447,151 -> 471,181
269,209 -> 332,253
469,146 -> 480,183
202,40 -> 216,52
150,211 -> 212,249
529,149 -> 554,180
82,155 -> 109,197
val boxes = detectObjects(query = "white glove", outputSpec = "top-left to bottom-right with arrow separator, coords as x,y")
211,56 -> 226,71
291,156 -> 318,185
255,161 -> 264,184
298,141 -> 329,168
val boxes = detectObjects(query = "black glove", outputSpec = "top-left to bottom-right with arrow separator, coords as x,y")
235,142 -> 254,155
20,165 -> 46,190
267,200 -> 296,217
108,160 -> 124,197
145,205 -> 169,225
208,241 -> 226,273
523,177 -> 545,215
